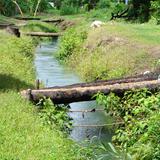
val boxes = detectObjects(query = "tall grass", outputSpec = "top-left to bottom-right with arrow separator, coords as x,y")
57,22 -> 159,81
0,31 -> 92,159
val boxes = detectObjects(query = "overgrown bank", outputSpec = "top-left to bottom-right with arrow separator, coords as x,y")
56,20 -> 160,159
57,22 -> 160,81
0,30 -> 93,159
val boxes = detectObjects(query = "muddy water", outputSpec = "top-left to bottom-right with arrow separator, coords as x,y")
34,39 -> 112,142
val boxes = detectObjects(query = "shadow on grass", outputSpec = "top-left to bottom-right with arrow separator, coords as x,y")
0,74 -> 33,91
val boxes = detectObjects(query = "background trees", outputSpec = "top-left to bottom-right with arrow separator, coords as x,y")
0,0 -> 159,24
0,0 -> 49,16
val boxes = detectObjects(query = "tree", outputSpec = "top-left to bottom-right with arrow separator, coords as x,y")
129,0 -> 151,22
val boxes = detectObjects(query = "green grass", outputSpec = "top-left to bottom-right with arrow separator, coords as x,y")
0,15 -> 17,24
101,22 -> 160,45
0,31 -> 92,160
57,20 -> 160,81
21,21 -> 59,33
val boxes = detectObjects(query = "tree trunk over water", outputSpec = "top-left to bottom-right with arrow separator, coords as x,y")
23,32 -> 62,37
21,80 -> 160,104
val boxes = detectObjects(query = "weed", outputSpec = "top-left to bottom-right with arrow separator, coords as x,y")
37,98 -> 72,133
95,89 -> 160,159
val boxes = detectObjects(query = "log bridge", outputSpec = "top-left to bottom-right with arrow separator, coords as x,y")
23,32 -> 62,37
21,74 -> 160,104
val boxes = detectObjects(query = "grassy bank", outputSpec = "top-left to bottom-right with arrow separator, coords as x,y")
57,21 -> 160,81
0,30 -> 92,159
56,18 -> 160,159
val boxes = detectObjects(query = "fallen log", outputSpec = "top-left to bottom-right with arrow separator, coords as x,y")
21,80 -> 160,104
42,19 -> 64,23
44,73 -> 159,90
14,17 -> 41,20
22,32 -> 62,37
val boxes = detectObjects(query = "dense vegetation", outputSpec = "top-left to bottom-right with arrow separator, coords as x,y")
57,22 -> 160,81
55,3 -> 160,158
96,89 -> 160,159
1,0 -> 160,23
1,0 -> 160,159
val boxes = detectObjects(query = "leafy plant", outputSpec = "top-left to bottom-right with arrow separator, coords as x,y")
151,0 -> 160,24
37,98 -> 72,133
56,27 -> 87,61
95,89 -> 160,159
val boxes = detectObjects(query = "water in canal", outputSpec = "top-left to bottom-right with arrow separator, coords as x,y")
34,39 -> 113,142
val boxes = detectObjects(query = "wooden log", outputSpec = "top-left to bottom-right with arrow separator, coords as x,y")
44,73 -> 159,90
14,17 -> 41,20
21,80 -> 160,104
42,19 -> 64,23
23,32 -> 62,37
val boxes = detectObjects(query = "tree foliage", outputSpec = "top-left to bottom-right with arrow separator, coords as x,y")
0,0 -> 49,16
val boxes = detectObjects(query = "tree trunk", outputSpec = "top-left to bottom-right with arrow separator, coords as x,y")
21,80 -> 160,104
23,32 -> 62,37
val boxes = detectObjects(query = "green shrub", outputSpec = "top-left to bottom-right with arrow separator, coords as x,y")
86,8 -> 112,21
59,0 -> 80,15
38,98 -> 72,133
60,4 -> 79,15
95,89 -> 160,159
97,0 -> 113,9
151,1 -> 160,24
56,28 -> 87,61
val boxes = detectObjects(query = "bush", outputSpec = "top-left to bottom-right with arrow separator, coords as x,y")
95,89 -> 160,159
56,28 -> 87,61
97,0 -> 113,9
86,8 -> 112,21
151,1 -> 160,24
59,0 -> 80,15
60,4 -> 79,15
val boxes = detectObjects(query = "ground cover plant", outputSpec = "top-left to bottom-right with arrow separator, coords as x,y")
95,89 -> 160,159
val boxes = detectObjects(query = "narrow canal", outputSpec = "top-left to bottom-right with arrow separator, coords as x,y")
34,39 -> 113,142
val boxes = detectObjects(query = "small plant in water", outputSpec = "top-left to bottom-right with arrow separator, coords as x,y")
37,98 -> 72,133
